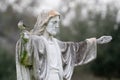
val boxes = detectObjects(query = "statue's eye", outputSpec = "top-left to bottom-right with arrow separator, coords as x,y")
54,21 -> 57,23
52,21 -> 57,24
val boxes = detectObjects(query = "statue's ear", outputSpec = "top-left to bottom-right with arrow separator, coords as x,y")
44,22 -> 48,26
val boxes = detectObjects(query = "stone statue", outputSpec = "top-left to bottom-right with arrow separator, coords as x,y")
16,9 -> 112,80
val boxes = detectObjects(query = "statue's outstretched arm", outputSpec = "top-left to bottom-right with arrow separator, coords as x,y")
97,36 -> 112,44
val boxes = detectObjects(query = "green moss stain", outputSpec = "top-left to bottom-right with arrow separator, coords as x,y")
20,50 -> 27,64
20,50 -> 32,67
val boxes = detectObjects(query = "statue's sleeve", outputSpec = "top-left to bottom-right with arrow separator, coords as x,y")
16,34 -> 44,67
16,37 -> 33,67
57,38 -> 97,66
16,35 -> 45,80
57,38 -> 97,80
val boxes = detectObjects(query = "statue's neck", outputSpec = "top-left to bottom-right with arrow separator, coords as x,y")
43,30 -> 53,41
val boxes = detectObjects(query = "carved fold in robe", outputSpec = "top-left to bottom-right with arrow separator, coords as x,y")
16,35 -> 97,80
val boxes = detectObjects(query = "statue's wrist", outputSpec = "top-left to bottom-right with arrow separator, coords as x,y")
96,38 -> 103,44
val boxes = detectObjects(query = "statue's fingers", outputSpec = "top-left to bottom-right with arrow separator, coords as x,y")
104,37 -> 112,43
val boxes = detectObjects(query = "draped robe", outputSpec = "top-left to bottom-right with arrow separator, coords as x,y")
16,34 -> 97,80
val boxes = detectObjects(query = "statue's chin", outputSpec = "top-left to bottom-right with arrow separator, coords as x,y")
47,28 -> 59,36
49,32 -> 57,36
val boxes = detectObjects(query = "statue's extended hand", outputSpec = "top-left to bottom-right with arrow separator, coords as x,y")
97,36 -> 112,44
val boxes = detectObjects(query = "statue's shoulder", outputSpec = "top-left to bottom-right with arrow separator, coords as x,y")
30,35 -> 45,42
53,38 -> 63,44
30,35 -> 42,39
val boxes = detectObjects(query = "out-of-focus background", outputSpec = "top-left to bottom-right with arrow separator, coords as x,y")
0,0 -> 120,80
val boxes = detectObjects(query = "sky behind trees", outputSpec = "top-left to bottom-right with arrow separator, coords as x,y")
1,0 -> 120,26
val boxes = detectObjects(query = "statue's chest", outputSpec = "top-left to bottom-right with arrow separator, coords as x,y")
46,41 -> 62,69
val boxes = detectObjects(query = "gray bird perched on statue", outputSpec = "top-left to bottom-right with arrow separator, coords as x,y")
18,20 -> 26,31
18,20 -> 30,41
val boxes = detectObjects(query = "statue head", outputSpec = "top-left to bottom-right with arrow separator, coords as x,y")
46,15 -> 60,36
32,9 -> 60,36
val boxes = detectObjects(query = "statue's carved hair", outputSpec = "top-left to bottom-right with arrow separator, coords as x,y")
31,9 -> 60,35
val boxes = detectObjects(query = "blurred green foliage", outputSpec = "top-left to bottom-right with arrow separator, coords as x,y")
88,8 -> 120,80
0,47 -> 16,80
90,24 -> 120,80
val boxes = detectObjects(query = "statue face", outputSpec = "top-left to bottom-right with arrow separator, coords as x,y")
46,16 -> 60,36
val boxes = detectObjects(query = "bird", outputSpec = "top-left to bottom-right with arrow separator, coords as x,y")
18,20 -> 26,31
